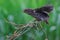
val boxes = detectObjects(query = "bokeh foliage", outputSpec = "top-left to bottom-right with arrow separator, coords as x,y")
0,0 -> 60,40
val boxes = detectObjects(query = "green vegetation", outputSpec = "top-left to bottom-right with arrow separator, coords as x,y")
0,0 -> 60,40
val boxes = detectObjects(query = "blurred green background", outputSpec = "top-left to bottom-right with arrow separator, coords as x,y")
0,0 -> 60,40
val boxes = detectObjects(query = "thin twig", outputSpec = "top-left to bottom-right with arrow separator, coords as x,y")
4,18 -> 48,40
6,20 -> 34,40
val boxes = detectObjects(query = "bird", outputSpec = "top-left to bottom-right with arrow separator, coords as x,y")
24,5 -> 53,24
